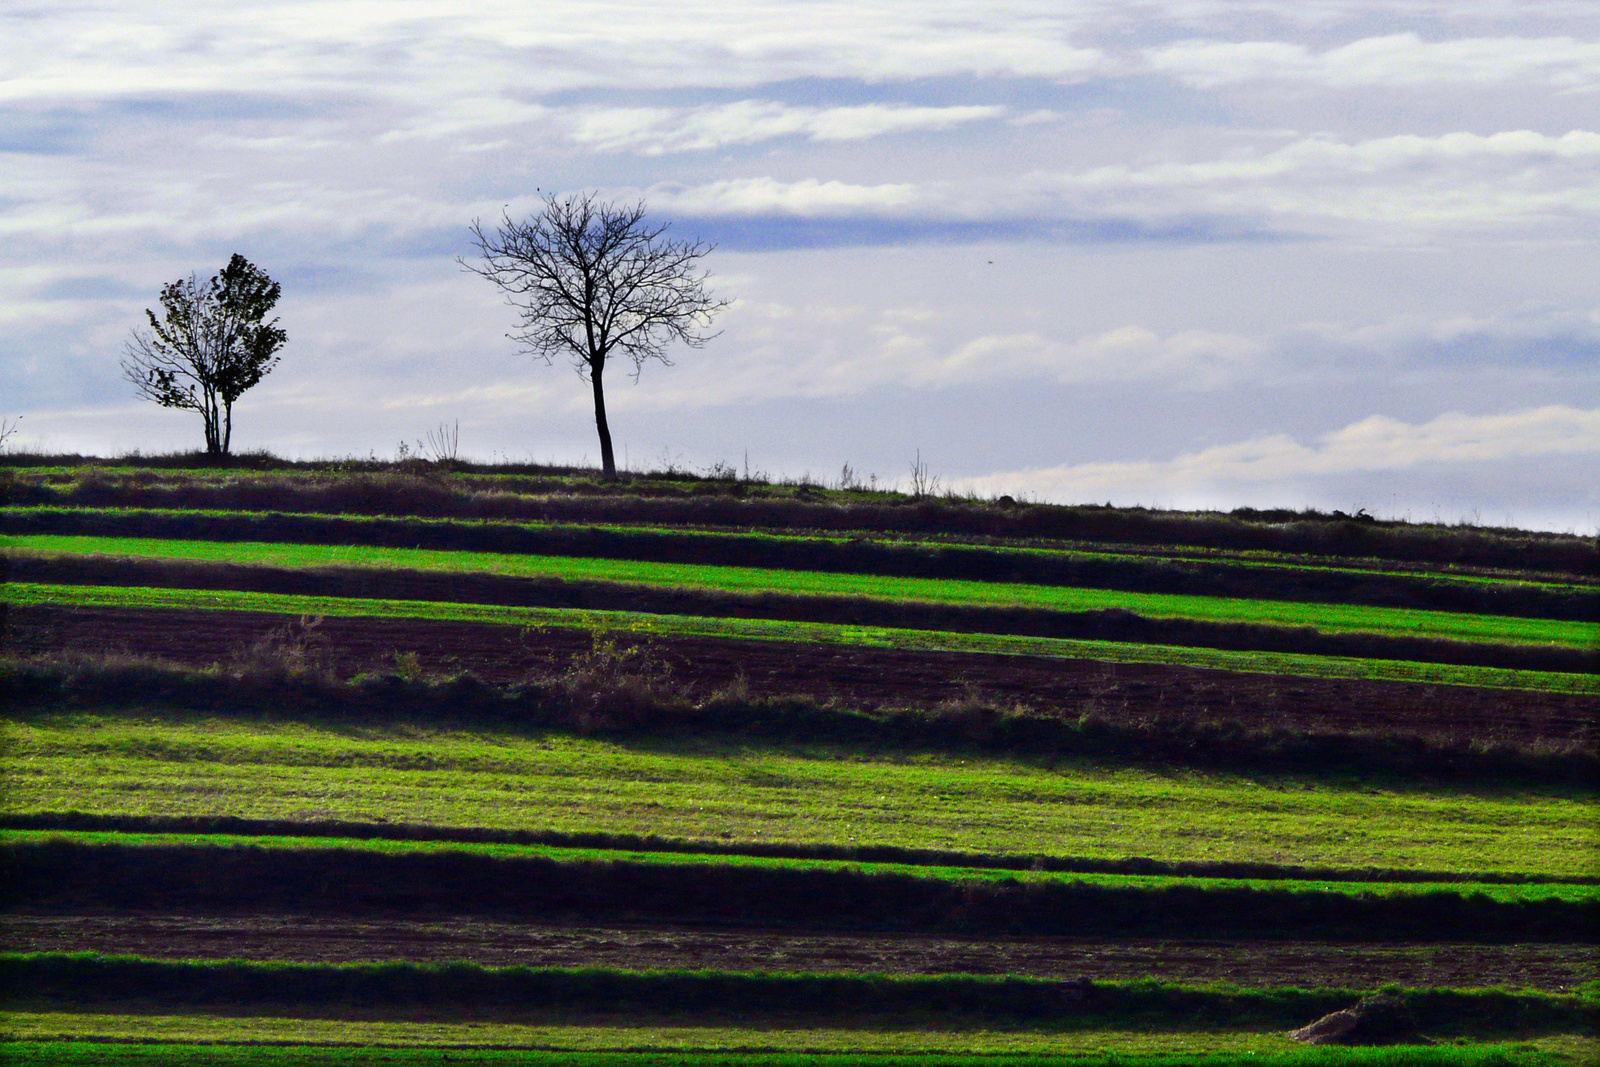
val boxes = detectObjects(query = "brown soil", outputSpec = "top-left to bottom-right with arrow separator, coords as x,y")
6,603 -> 1596,748
4,914 -> 1593,991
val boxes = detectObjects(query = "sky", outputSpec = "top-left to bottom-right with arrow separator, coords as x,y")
2,1 -> 1598,532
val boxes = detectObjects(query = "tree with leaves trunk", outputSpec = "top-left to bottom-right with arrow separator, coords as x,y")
464,192 -> 727,480
122,254 -> 286,456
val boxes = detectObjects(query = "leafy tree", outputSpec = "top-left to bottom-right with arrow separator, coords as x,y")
464,192 -> 727,480
122,253 -> 286,455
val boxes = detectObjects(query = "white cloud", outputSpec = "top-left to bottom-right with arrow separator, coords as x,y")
1147,34 -> 1600,90
918,327 -> 1262,388
598,311 -> 1265,411
1301,304 -> 1600,364
0,3 -> 1103,110
1063,130 -> 1600,187
571,101 -> 1005,154
966,405 -> 1600,500
650,177 -> 922,216
1030,129 -> 1600,229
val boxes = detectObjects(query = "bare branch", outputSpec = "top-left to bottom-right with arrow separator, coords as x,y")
461,190 -> 729,479
0,414 -> 22,452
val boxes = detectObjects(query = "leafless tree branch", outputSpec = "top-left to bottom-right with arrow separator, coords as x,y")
462,191 -> 728,479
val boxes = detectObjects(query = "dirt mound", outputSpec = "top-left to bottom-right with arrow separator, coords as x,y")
1288,992 -> 1430,1046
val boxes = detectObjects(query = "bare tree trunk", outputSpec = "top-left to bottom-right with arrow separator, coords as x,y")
222,400 -> 233,456
591,361 -> 617,480
203,391 -> 221,455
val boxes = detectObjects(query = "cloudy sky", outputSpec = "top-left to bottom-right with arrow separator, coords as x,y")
4,1 -> 1598,531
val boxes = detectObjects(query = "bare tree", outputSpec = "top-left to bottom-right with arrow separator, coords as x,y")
122,254 -> 286,456
463,192 -> 727,480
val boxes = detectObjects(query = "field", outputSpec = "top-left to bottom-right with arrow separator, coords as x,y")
2,457 -> 1597,1064
9,532 -> 1595,647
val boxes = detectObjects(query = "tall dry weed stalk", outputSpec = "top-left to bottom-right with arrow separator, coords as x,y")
230,614 -> 333,679
908,449 -> 940,498
418,420 -> 460,465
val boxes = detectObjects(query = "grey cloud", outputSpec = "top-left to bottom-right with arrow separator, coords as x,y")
680,214 -> 1292,251
0,93 -> 363,165
1145,34 -> 1600,90
0,113 -> 86,155
1283,306 -> 1600,376
33,275 -> 146,300
1,94 -> 336,136
527,73 -> 1212,118
268,264 -> 392,297
101,92 -> 332,123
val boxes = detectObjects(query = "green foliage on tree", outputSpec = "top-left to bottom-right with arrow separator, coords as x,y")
122,254 -> 287,456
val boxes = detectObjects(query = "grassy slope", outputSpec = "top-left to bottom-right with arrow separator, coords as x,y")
6,717 -> 1594,876
7,534 -> 1592,648
8,582 -> 1594,695
5,478 -> 1593,1057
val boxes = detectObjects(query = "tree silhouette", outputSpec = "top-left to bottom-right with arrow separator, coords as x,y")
122,254 -> 286,456
464,192 -> 727,480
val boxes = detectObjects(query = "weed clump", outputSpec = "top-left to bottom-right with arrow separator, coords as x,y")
228,614 -> 332,680
1289,991 -> 1428,1045
557,631 -> 677,730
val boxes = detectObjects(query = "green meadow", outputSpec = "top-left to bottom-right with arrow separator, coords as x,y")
6,716 -> 1594,876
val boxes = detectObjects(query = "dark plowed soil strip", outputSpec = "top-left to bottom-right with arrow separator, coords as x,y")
9,475 -> 1596,573
13,554 -> 1598,676
4,915 -> 1593,992
6,604 -> 1595,748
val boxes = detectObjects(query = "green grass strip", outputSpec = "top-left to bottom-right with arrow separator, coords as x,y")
5,580 -> 1595,695
1,1035 -> 1588,1066
6,829 -> 1591,903
8,716 -> 1595,876
8,534 -> 1591,649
